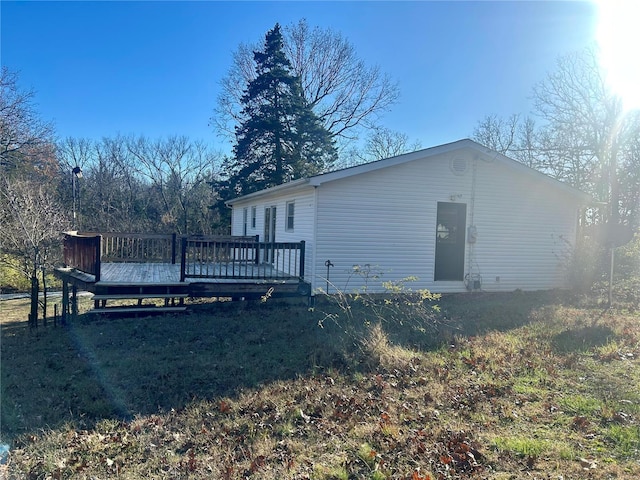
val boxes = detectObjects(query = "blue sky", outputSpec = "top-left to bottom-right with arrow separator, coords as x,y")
2,1 -> 598,153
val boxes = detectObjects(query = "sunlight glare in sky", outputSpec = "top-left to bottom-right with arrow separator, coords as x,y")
596,0 -> 640,111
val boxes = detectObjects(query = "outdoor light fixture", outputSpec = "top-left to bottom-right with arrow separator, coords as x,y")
72,166 -> 83,229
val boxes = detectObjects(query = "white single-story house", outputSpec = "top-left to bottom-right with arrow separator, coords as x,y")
226,139 -> 591,295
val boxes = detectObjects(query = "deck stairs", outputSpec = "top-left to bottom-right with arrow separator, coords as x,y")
91,282 -> 189,315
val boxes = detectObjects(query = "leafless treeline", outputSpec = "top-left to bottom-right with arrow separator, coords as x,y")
57,135 -> 224,235
473,48 -> 640,230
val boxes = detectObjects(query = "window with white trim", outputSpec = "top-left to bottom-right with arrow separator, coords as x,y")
251,206 -> 257,229
286,201 -> 295,231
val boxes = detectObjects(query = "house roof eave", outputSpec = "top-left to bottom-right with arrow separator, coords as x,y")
307,139 -> 475,186
480,147 -> 594,204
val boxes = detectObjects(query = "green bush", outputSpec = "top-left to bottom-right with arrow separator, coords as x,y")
0,254 -> 62,293
0,261 -> 30,292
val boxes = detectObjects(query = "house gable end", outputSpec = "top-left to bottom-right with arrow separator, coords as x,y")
226,139 -> 590,206
308,139 -> 590,203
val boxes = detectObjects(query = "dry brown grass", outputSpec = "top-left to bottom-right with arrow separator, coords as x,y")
2,292 -> 640,479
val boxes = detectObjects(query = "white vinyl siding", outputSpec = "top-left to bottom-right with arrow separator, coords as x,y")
314,156 -> 468,294
229,141 -> 585,295
230,187 -> 316,282
313,151 -> 580,294
469,160 -> 578,291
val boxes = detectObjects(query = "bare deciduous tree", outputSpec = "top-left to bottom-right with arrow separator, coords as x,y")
532,47 -> 640,225
363,126 -> 422,161
58,136 -> 150,232
58,136 -> 223,234
211,19 -> 399,149
0,67 -> 61,321
0,176 -> 67,325
473,47 -> 640,228
342,126 -> 422,167
472,114 -> 520,154
126,135 -> 219,234
0,67 -> 54,171
472,114 -> 543,169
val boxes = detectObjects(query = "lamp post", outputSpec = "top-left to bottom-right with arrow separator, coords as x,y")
72,166 -> 82,230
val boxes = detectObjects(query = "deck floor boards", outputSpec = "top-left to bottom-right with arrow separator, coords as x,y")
100,263 -> 181,284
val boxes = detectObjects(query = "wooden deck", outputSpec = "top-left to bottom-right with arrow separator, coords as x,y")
55,232 -> 311,318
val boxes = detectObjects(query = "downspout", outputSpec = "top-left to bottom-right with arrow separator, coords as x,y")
466,156 -> 477,283
311,185 -> 319,295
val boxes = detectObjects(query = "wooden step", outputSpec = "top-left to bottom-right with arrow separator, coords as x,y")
95,282 -> 186,287
91,306 -> 187,315
92,293 -> 188,300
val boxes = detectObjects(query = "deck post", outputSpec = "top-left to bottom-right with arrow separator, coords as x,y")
71,285 -> 78,319
180,237 -> 187,282
171,233 -> 177,264
61,280 -> 69,324
299,240 -> 305,280
254,235 -> 260,265
95,235 -> 102,282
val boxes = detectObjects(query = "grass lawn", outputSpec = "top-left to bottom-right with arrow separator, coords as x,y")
1,291 -> 639,479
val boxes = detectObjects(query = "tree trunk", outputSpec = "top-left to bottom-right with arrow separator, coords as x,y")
30,275 -> 39,329
41,264 -> 48,326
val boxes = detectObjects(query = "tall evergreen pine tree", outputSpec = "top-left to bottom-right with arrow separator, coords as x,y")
225,24 -> 336,197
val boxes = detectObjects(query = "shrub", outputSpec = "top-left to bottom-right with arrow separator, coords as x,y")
611,233 -> 640,305
564,231 -> 640,306
317,266 -> 445,367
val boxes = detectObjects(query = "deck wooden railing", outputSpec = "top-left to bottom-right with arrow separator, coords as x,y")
62,232 -> 306,284
98,233 -> 180,263
63,232 -> 102,281
180,236 -> 305,282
